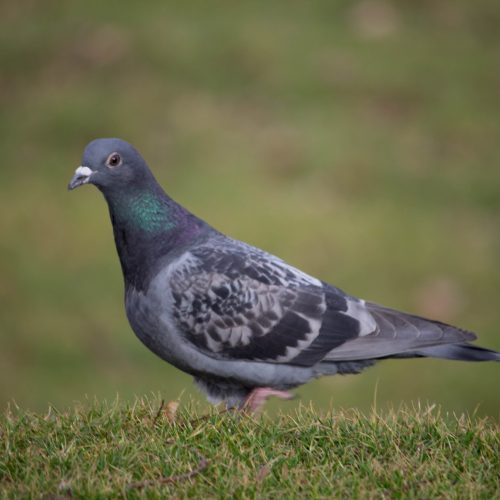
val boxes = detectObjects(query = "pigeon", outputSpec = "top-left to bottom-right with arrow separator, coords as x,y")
68,138 -> 500,412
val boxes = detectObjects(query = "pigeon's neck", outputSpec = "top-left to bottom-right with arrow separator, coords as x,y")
111,189 -> 177,234
105,185 -> 207,290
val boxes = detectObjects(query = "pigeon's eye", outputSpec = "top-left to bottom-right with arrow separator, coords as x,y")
106,153 -> 122,168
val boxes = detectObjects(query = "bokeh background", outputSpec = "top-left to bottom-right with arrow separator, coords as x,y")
1,1 -> 499,417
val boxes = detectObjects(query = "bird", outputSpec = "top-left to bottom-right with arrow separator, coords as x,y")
68,138 -> 500,412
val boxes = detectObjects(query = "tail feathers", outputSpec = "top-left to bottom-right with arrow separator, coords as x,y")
324,300 -> 499,364
325,301 -> 477,362
316,343 -> 499,377
412,343 -> 500,362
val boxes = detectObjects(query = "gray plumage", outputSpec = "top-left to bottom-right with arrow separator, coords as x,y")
68,138 -> 500,408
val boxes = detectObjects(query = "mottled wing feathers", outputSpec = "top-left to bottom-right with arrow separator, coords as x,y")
168,239 -> 477,367
290,289 -> 370,365
169,241 -> 362,365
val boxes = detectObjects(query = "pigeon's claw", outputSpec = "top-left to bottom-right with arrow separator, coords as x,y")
242,388 -> 294,413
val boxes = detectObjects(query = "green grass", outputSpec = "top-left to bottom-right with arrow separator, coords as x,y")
1,396 -> 498,498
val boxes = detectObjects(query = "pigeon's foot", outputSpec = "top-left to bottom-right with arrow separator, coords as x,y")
243,387 -> 294,413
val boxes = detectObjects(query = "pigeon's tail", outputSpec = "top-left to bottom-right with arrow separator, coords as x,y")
411,343 -> 500,362
323,301 -> 500,363
318,342 -> 500,377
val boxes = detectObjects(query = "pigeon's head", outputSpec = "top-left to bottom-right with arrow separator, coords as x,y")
68,138 -> 154,193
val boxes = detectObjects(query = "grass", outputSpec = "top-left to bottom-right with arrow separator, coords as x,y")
1,396 -> 499,498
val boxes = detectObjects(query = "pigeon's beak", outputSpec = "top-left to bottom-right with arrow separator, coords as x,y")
68,166 -> 94,190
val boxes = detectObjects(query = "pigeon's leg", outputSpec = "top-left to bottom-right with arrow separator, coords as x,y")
242,387 -> 294,413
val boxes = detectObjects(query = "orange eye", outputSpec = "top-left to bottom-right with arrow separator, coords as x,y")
106,152 -> 122,168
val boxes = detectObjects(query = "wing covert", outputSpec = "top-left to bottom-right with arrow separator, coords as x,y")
168,241 -> 361,365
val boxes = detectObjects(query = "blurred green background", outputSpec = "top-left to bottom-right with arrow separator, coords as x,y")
1,0 -> 499,417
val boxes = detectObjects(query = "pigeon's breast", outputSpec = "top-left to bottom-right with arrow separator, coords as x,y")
124,256 -> 220,377
124,282 -> 195,373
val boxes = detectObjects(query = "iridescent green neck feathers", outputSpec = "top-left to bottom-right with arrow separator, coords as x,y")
112,191 -> 176,233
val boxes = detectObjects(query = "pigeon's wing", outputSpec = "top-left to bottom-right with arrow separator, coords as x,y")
168,241 -> 366,365
168,240 -> 477,366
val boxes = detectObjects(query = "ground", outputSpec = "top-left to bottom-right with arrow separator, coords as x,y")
1,396 -> 499,497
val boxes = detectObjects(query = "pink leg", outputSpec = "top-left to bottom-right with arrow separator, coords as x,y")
243,387 -> 294,413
